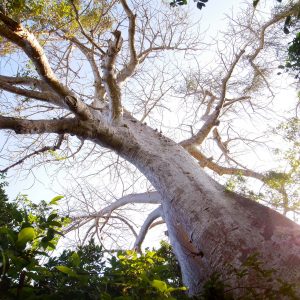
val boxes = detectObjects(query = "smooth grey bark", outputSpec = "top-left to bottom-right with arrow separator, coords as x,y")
83,114 -> 300,296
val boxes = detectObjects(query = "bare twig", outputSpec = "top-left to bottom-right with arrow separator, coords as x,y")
0,135 -> 65,173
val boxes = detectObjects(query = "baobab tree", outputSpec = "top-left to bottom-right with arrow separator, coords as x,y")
0,0 -> 300,297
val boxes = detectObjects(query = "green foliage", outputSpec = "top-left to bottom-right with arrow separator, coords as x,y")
0,193 -> 70,299
31,239 -> 188,300
224,174 -> 264,203
277,117 -> 300,142
264,171 -> 291,189
100,248 -> 188,300
0,191 -> 188,300
278,29 -> 300,80
269,118 -> 300,216
155,241 -> 184,288
37,239 -> 107,300
272,1 -> 300,79
0,0 -> 112,56
224,117 -> 300,219
200,272 -> 229,300
0,174 -> 19,227
286,32 -> 300,79
253,1 -> 300,81
1,0 -> 111,30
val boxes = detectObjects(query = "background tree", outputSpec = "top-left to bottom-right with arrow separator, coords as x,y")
0,0 -> 300,297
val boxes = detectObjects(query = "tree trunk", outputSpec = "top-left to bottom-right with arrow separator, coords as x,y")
91,116 -> 300,297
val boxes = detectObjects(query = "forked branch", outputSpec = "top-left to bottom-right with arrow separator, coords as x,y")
186,145 -> 265,181
0,12 -> 92,120
101,30 -> 123,122
66,191 -> 162,242
74,191 -> 161,220
117,0 -> 138,84
133,206 -> 163,252
180,49 -> 246,148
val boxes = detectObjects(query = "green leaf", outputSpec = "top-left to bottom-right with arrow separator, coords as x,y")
41,239 -> 52,250
56,265 -> 78,277
48,220 -> 62,227
47,241 -> 56,250
34,250 -> 50,257
0,227 -> 17,242
146,258 -> 154,264
46,228 -> 55,240
151,279 -> 168,292
49,195 -> 64,205
14,210 -> 23,222
100,292 -> 112,300
70,252 -> 81,267
47,213 -> 58,222
167,286 -> 188,292
17,227 -> 35,245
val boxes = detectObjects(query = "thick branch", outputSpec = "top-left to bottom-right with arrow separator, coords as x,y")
133,206 -> 163,252
0,75 -> 49,90
101,30 -> 123,122
117,0 -> 138,84
185,145 -> 265,181
213,128 -> 229,156
66,191 -> 161,237
0,13 -> 92,120
75,191 -> 161,219
0,79 -> 61,105
184,145 -> 292,201
0,116 -> 77,135
212,128 -> 252,170
68,36 -> 105,104
242,8 -> 296,97
149,220 -> 165,229
248,9 -> 293,63
180,49 -> 245,148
